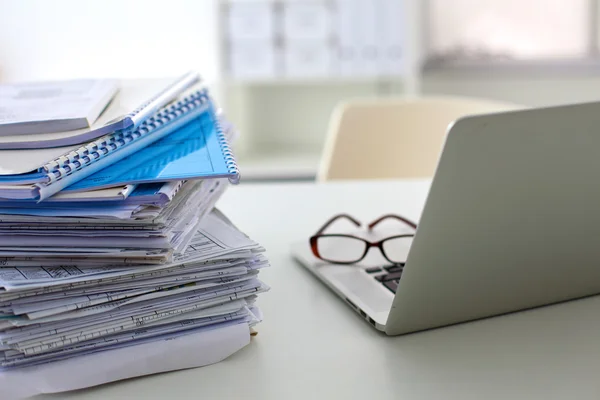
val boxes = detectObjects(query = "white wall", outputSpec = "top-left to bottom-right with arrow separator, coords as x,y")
0,0 -> 219,84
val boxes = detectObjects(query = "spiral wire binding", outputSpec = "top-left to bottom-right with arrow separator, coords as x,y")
128,71 -> 201,127
169,180 -> 186,201
213,108 -> 240,184
43,90 -> 210,184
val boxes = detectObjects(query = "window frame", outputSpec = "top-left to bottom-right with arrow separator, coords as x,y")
422,0 -> 600,72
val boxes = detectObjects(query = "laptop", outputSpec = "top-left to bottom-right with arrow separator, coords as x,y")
291,101 -> 600,335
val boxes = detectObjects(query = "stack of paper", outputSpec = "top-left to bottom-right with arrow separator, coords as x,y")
0,210 -> 268,369
0,73 -> 269,397
0,179 -> 226,264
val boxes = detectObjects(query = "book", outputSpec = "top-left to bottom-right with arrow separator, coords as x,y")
0,72 -> 200,149
0,87 -> 239,201
0,79 -> 118,137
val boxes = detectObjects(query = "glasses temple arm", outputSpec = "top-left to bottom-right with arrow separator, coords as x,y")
367,214 -> 417,230
313,214 -> 362,236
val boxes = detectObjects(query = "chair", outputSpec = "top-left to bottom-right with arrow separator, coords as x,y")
317,95 -> 525,181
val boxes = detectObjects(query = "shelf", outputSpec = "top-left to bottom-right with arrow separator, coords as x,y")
236,150 -> 321,181
422,58 -> 600,79
222,75 -> 411,87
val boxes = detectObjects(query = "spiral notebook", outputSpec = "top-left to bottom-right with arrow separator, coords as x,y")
0,90 -> 240,201
63,107 -> 238,192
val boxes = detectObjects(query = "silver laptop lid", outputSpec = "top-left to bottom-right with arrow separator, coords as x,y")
387,101 -> 600,335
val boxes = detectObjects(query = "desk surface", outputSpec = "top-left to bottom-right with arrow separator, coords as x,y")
38,180 -> 600,400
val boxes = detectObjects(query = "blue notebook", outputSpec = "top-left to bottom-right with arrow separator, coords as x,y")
63,104 -> 239,192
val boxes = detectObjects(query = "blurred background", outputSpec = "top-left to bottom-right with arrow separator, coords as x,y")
1,0 -> 599,181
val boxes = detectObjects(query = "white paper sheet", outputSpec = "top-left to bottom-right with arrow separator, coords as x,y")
0,265 -> 134,285
0,229 -> 164,237
0,204 -> 142,219
0,234 -> 170,249
0,318 -> 251,399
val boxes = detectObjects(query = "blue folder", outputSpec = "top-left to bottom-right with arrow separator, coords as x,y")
63,105 -> 239,192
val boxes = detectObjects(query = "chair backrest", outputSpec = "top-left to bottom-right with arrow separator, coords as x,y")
317,96 -> 525,181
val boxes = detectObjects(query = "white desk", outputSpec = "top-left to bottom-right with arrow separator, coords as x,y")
37,180 -> 600,400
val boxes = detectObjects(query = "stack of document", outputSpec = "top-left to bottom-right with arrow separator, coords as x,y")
0,210 -> 268,369
0,72 -> 269,397
0,179 -> 229,267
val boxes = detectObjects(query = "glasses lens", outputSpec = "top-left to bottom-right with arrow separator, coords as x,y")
315,236 -> 367,263
381,236 -> 413,263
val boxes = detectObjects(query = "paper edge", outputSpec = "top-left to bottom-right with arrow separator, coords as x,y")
0,322 -> 251,399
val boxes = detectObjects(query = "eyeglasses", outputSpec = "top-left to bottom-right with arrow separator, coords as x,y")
309,213 -> 417,265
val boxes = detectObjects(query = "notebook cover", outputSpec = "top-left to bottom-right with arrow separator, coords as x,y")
63,109 -> 238,192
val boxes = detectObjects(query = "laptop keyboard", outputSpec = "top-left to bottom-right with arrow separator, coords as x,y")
365,264 -> 404,294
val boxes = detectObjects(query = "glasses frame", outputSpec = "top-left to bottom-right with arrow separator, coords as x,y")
309,213 -> 417,265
